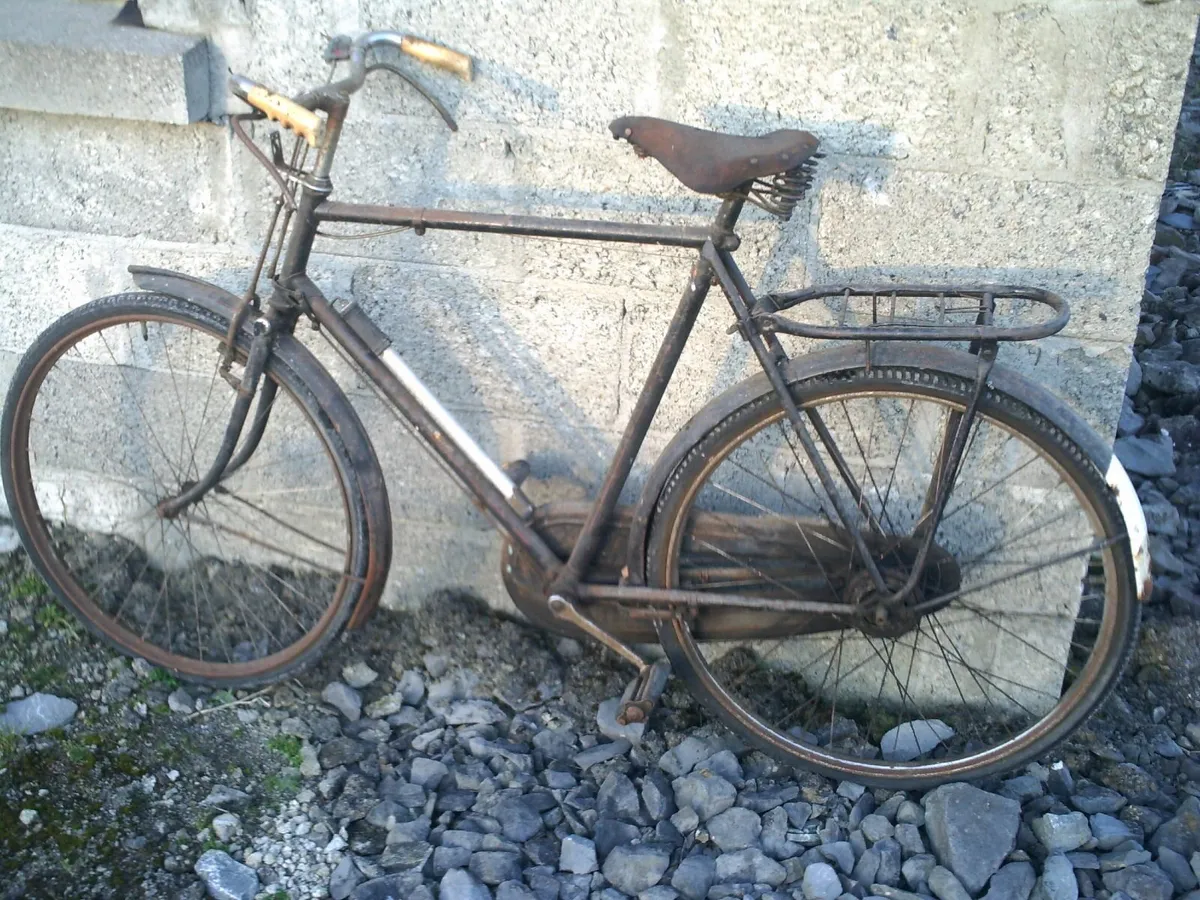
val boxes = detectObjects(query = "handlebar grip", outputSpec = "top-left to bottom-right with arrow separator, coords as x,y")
400,36 -> 473,81
231,75 -> 324,148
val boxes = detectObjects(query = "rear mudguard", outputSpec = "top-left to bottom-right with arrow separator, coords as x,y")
127,266 -> 394,628
628,341 -> 1151,602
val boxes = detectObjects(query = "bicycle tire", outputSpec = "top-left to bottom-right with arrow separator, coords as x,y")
647,364 -> 1140,788
1,292 -> 371,687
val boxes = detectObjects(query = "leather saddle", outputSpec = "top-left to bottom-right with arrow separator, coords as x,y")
609,115 -> 820,195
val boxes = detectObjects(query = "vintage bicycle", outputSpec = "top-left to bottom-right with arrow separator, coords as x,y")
0,31 -> 1151,786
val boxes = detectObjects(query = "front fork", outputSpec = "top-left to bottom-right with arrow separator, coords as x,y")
156,313 -> 281,519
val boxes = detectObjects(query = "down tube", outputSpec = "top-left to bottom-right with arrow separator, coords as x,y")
301,285 -> 563,574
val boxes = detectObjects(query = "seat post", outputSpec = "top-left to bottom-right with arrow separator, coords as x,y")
712,194 -> 746,241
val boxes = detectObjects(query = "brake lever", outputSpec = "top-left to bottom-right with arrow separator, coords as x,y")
365,62 -> 458,131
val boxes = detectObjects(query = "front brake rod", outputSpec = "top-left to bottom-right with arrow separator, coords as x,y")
365,62 -> 458,131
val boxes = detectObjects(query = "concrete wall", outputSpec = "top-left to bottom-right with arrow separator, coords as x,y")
0,0 -> 1196,615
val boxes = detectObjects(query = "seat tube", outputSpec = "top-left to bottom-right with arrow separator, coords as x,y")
554,197 -> 745,592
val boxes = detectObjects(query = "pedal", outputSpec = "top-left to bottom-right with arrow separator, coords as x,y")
617,659 -> 670,726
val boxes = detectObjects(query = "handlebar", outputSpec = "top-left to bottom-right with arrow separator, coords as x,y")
229,31 -> 472,143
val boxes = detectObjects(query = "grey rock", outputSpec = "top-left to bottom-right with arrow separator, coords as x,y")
880,720 -> 954,761
330,856 -> 362,900
0,524 -> 19,554
410,757 -> 449,789
875,838 -> 902,887
445,700 -> 508,726
1032,812 -> 1091,853
870,887 -> 925,900
802,862 -> 844,900
1114,434 -> 1176,477
1127,358 -> 1142,396
901,855 -> 936,892
642,770 -> 676,822
341,661 -> 379,688
596,697 -> 646,744
167,687 -> 194,714
322,682 -> 362,721
1158,847 -> 1198,892
700,750 -> 742,784
928,866 -> 971,900
1141,361 -> 1200,395
761,807 -> 799,860
593,818 -> 640,859
320,737 -> 368,769
1097,764 -> 1157,805
714,848 -> 786,887
673,771 -> 737,821
856,847 -> 883,885
559,835 -> 598,874
672,855 -> 716,900
423,653 -> 449,677
194,849 -> 259,900
443,831 -> 486,852
861,814 -> 895,843
387,816 -> 431,845
469,851 -> 522,885
496,883 -> 535,900
737,785 -> 800,813
659,737 -> 713,777
1119,398 -> 1145,436
999,775 -> 1045,804
707,807 -> 762,852
396,669 -> 425,706
922,782 -> 1020,893
201,785 -> 251,809
670,806 -> 700,835
379,841 -> 432,872
573,739 -> 631,770
433,846 -> 475,877
1070,783 -> 1127,815
1102,847 -> 1153,870
896,802 -> 924,827
364,694 -> 405,719
1102,863 -> 1175,900
820,841 -> 855,875
895,823 -> 925,856
493,796 -> 543,842
982,862 -> 1035,900
638,888 -> 679,900
533,728 -> 576,762
1040,854 -> 1078,900
0,692 -> 77,734
440,868 -> 492,900
210,812 -> 240,842
1149,796 -> 1200,856
597,772 -> 641,822
1091,814 -> 1136,851
837,781 -> 867,801
349,873 -> 426,900
602,843 -> 671,895
784,801 -> 814,829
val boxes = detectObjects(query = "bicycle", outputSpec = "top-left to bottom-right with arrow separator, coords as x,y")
0,31 -> 1152,788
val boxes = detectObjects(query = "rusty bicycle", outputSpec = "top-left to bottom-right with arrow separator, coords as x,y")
0,31 -> 1150,786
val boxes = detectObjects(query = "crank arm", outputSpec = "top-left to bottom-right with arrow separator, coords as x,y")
548,594 -> 649,672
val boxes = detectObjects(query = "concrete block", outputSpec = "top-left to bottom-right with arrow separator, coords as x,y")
345,260 -> 627,427
0,0 -> 210,124
0,109 -> 230,243
654,0 -> 979,165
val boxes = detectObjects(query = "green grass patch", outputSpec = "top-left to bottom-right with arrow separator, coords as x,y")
0,728 -> 21,768
146,668 -> 179,689
263,773 -> 300,800
26,664 -> 64,691
266,734 -> 303,767
11,573 -> 48,600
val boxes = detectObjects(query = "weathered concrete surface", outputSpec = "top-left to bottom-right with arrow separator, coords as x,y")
0,0 -> 210,124
0,1 -> 1196,646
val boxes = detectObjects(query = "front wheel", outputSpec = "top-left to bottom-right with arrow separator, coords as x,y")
647,365 -> 1139,788
1,293 -> 371,687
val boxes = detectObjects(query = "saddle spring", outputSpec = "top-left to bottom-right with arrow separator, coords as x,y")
741,152 -> 824,220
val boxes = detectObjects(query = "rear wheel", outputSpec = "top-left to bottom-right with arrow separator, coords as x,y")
1,293 -> 370,686
647,365 -> 1139,787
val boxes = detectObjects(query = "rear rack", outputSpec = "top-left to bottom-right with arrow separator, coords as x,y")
754,284 -> 1069,342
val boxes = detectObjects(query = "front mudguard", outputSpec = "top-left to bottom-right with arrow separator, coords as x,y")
127,266 -> 394,628
629,341 -> 1151,602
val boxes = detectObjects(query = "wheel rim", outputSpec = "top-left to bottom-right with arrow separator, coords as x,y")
6,311 -> 356,680
654,376 -> 1133,783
